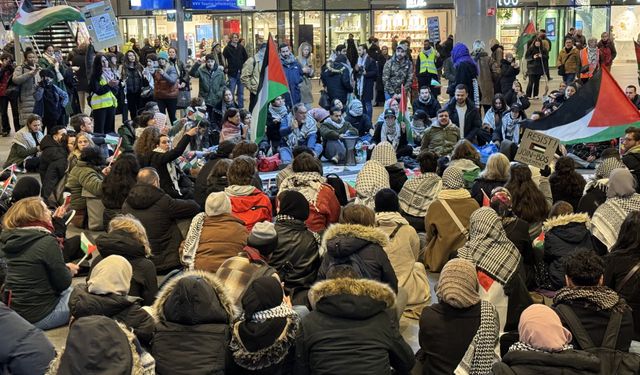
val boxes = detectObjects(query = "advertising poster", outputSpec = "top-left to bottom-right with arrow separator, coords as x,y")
82,2 -> 122,51
427,16 -> 441,44
545,17 -> 556,41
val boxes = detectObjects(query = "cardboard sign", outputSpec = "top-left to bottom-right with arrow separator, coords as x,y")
427,17 -> 440,44
514,129 -> 560,169
82,1 -> 122,51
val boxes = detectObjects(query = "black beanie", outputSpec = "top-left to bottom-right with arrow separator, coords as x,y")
241,276 -> 283,318
11,177 -> 41,203
278,190 -> 309,221
374,188 -> 400,213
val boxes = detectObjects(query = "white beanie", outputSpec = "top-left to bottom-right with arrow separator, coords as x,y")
205,192 -> 231,216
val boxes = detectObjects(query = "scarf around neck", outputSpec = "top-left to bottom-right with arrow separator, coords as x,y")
324,117 -> 345,130
381,120 -> 400,147
455,300 -> 500,374
268,104 -> 289,123
279,172 -> 325,210
554,286 -> 624,312
153,146 -> 181,195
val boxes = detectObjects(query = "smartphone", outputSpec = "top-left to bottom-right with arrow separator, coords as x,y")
62,192 -> 71,211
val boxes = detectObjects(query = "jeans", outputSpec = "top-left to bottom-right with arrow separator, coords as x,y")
33,287 -> 73,330
304,133 -> 323,157
526,74 -> 542,98
229,72 -> 244,108
157,98 -> 178,125
363,99 -> 373,121
324,139 -> 346,162
562,73 -> 576,85
0,95 -> 20,133
280,147 -> 293,164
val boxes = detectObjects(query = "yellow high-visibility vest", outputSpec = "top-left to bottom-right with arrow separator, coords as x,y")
418,50 -> 437,75
90,78 -> 118,110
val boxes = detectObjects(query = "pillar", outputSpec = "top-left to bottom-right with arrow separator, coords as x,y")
454,0 -> 498,48
175,0 -> 188,63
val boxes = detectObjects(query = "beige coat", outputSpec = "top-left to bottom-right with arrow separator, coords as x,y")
240,56 -> 262,94
376,212 -> 431,319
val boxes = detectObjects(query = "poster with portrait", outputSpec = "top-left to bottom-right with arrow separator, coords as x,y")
82,1 -> 122,51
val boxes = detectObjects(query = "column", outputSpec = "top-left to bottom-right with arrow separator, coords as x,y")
454,0 -> 498,48
175,0 -> 188,63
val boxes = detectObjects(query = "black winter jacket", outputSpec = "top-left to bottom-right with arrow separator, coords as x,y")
446,61 -> 477,98
122,183 -> 200,272
386,164 -> 408,194
0,228 -> 72,323
577,181 -> 607,217
152,270 -> 237,375
294,278 -> 414,375
412,96 -> 441,119
69,285 -> 155,345
344,113 -> 372,137
471,177 -> 506,206
38,135 -> 68,205
605,251 -> 640,340
444,97 -> 482,143
0,302 -> 55,375
223,43 -> 248,76
499,59 -> 520,94
492,349 -> 600,374
91,230 -> 158,306
372,121 -> 409,153
623,151 -> 640,193
194,156 -> 226,208
320,62 -> 353,107
138,133 -> 193,199
317,223 -> 398,292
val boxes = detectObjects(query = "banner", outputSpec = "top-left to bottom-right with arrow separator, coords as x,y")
81,1 -> 122,51
427,17 -> 440,44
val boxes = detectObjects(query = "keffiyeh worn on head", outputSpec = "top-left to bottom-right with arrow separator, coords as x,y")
592,193 -> 640,249
458,207 -> 521,285
371,141 -> 398,167
595,157 -> 625,180
442,166 -> 466,190
348,99 -> 363,117
279,172 -> 325,211
355,160 -> 390,209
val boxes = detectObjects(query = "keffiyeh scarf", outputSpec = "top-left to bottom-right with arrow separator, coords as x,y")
355,160 -> 390,209
554,286 -> 624,312
279,172 -> 325,210
371,142 -> 397,167
269,103 -> 289,123
455,301 -> 500,375
458,207 -> 522,285
381,120 -> 400,148
442,167 -> 466,190
181,212 -> 207,270
324,117 -> 345,130
592,194 -> 640,249
595,157 -> 625,180
509,341 -> 573,353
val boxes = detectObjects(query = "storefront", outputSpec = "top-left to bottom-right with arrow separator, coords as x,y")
496,1 -> 538,56
372,9 -> 453,54
611,0 -> 640,62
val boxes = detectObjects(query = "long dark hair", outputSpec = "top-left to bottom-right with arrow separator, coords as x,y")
90,53 -> 107,84
610,211 -> 640,257
549,156 -> 586,201
504,163 -> 549,223
102,154 -> 140,209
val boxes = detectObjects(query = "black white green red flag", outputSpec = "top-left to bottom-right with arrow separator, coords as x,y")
525,68 -> 640,145
12,0 -> 83,36
250,34 -> 290,142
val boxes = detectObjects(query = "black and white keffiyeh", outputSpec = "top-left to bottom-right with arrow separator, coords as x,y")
595,157 -> 625,180
371,141 -> 398,167
509,341 -> 573,353
554,286 -> 623,312
279,172 -> 325,210
592,194 -> 640,249
455,300 -> 500,374
355,160 -> 390,209
248,303 -> 298,323
442,166 -> 466,190
458,207 -> 521,285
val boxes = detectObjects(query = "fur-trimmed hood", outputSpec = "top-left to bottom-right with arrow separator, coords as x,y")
230,316 -> 298,371
309,277 -> 396,319
152,270 -> 238,324
543,213 -> 590,232
322,223 -> 388,248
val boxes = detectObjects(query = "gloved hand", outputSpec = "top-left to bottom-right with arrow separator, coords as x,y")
540,165 -> 552,177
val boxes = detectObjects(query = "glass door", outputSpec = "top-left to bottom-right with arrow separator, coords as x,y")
326,11 -> 370,58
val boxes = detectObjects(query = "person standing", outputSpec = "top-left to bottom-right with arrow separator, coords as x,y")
121,50 -> 144,122
580,38 -> 600,84
382,44 -> 413,100
279,44 -> 303,109
223,33 -> 248,108
0,53 -> 19,136
12,50 -> 41,128
297,41 -> 315,109
241,43 -> 265,111
190,53 -> 226,124
70,44 -> 89,114
557,38 -> 580,85
598,32 -> 617,71
447,43 -> 479,106
89,53 -> 118,134
372,40 -> 389,106
354,44 -> 377,121
471,40 -> 495,114
525,39 -> 547,99
537,30 -> 552,81
153,51 -> 179,125
167,47 -> 189,108
320,54 -> 352,110
416,39 -> 440,97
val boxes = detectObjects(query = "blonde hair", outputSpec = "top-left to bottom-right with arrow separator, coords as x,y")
480,153 -> 510,181
2,197 -> 48,229
73,132 -> 95,155
108,214 -> 152,257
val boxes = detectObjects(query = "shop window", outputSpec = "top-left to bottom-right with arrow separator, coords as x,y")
373,10 -> 452,56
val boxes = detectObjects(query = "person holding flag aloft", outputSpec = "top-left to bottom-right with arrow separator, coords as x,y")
372,109 -> 412,158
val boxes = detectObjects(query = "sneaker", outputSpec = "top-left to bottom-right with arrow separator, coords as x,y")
330,156 -> 340,165
63,209 -> 76,226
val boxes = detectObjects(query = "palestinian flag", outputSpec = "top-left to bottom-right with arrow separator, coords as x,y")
525,68 -> 640,145
11,0 -> 83,36
80,233 -> 97,255
514,21 -> 536,60
251,34 -> 290,142
399,84 -> 412,144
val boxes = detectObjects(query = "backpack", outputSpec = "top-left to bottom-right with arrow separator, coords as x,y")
556,304 -> 640,375
325,251 -> 372,279
325,173 -> 348,206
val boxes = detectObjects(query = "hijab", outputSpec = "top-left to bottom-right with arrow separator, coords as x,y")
518,304 -> 572,352
607,168 -> 635,198
88,255 -> 133,296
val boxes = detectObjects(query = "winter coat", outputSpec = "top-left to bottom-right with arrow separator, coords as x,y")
504,89 -> 531,111
320,62 -> 352,107
471,177 -> 506,206
424,195 -> 480,272
623,148 -> 640,193
382,55 -> 413,95
444,97 -> 482,143
295,277 -> 415,375
65,160 -> 103,210
318,120 -> 358,141
153,64 -> 179,100
597,40 -> 617,68
499,59 -> 520,94
122,183 -> 200,272
226,187 -> 272,232
354,55 -> 377,102
372,122 -> 409,154
542,213 -> 593,290
138,134 -> 193,199
605,252 -> 640,340
189,62 -> 225,107
151,270 -> 237,375
317,223 -> 398,292
281,56 -> 303,108
12,64 -> 39,127
186,213 -> 248,273
71,51 -> 89,92
557,47 -> 581,74
525,45 -> 548,76
240,56 -> 262,95
446,61 -> 477,98
344,113 -> 372,137
0,228 -> 71,323
117,120 -> 136,153
376,212 -> 430,318
223,43 -> 248,77
504,217 -> 535,288
271,217 -> 320,301
420,120 -> 460,156
38,135 -> 68,204
68,285 -> 155,345
412,96 -> 441,119
0,302 -> 56,375
385,164 -> 408,194
304,184 -> 341,233
492,349 -> 601,374
3,127 -> 42,168
91,230 -> 158,306
194,156 -> 227,207
472,50 -> 495,106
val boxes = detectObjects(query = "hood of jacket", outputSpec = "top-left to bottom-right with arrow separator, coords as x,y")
96,229 -> 148,259
124,183 -> 166,210
152,270 -> 237,325
0,228 -> 51,256
230,316 -> 298,371
322,223 -> 389,258
543,213 -> 591,243
70,285 -> 139,318
309,277 -> 395,319
225,187 -> 266,212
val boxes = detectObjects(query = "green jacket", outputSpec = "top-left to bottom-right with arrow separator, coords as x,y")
0,228 -> 72,323
189,62 -> 225,107
318,120 -> 358,141
420,121 -> 460,156
66,160 -> 104,210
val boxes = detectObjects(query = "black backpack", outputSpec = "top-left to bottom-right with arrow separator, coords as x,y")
325,173 -> 348,206
556,304 -> 640,375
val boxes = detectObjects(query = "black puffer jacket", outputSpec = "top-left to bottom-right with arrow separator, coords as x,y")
138,133 -> 193,199
543,213 -> 593,290
151,270 -> 237,375
320,62 -> 353,107
577,180 -> 608,217
271,218 -> 320,302
38,135 -> 68,205
91,230 -> 158,306
386,165 -> 407,193
317,223 -> 398,292
68,285 -> 155,345
344,113 -> 372,137
492,349 -> 600,374
295,277 -> 415,375
122,183 -> 200,272
605,251 -> 640,340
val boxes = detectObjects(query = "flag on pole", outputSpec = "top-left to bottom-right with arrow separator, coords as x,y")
80,232 -> 97,255
399,84 -> 412,144
250,34 -> 290,143
514,21 -> 536,60
109,138 -> 123,167
11,0 -> 83,36
481,189 -> 490,207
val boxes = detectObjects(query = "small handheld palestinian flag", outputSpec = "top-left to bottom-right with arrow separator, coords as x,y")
77,232 -> 97,264
481,188 -> 490,207
0,165 -> 17,200
399,84 -> 412,144
108,138 -> 123,167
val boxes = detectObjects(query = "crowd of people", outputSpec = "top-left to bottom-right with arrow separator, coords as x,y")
0,28 -> 640,374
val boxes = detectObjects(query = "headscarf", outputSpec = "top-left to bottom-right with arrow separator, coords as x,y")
437,258 -> 480,309
88,255 -> 133,296
490,187 -> 513,218
371,141 -> 397,167
451,42 -> 479,74
348,99 -> 363,117
458,207 -> 521,285
595,157 -> 625,180
607,167 -> 635,198
442,166 -> 466,190
355,160 -> 390,209
518,304 -> 572,352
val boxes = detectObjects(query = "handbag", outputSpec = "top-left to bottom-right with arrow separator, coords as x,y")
81,188 -> 104,231
177,89 -> 191,109
557,64 -> 566,76
5,82 -> 19,101
318,89 -> 330,109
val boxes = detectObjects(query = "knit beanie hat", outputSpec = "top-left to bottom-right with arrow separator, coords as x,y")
157,51 -> 169,61
248,221 -> 278,257
374,188 -> 400,213
10,176 -> 41,203
241,276 -> 283,318
205,191 -> 231,216
348,99 -> 364,117
278,190 -> 309,221
436,259 -> 480,309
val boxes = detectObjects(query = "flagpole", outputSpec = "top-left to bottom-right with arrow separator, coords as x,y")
76,251 -> 91,265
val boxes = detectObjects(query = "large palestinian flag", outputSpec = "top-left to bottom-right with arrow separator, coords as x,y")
514,21 -> 536,60
250,34 -> 290,142
12,0 -> 83,36
525,68 -> 640,145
